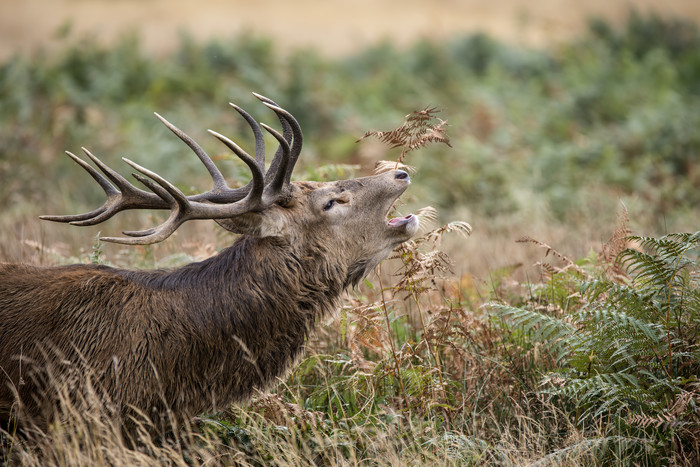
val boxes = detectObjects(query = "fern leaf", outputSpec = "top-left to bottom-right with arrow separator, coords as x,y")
581,306 -> 663,344
486,303 -> 579,362
359,107 -> 452,163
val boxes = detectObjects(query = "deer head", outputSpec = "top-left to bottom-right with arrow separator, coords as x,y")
40,93 -> 418,284
41,94 -> 418,251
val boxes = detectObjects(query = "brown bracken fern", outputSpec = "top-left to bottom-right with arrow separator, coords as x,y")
358,107 -> 451,164
601,203 -> 634,283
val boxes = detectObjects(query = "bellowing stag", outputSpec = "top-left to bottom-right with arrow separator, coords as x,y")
0,94 -> 418,432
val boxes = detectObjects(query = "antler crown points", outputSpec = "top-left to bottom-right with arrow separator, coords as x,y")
43,98 -> 303,244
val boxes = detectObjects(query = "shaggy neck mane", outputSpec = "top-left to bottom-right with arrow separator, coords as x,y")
109,234 -> 347,415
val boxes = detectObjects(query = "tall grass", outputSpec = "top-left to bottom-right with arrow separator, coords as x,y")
7,204 -> 695,465
2,11 -> 700,466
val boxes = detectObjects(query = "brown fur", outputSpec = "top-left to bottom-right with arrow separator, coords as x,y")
0,172 -> 418,431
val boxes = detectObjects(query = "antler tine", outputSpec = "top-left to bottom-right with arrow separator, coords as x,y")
259,123 -> 291,195
252,93 -> 293,181
101,207 -> 184,245
39,151 -> 113,223
72,148 -> 168,226
260,102 -> 303,186
154,112 -> 230,192
104,140 -> 270,244
40,148 -> 167,226
121,174 -> 179,238
66,150 -> 119,198
99,159 -> 192,243
80,148 -> 134,192
251,92 -> 281,108
123,158 -> 190,208
229,103 -> 265,169
100,158 -> 197,244
43,97 -> 304,244
207,130 -> 266,209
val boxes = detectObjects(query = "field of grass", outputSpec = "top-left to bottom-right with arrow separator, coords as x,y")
1,12 -> 699,466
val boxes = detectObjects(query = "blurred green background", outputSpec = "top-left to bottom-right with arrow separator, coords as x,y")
1,1 -> 698,278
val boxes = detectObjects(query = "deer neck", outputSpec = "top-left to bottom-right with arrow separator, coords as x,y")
130,235 -> 343,379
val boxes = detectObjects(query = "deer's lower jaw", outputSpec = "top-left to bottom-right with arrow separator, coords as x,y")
386,213 -> 419,238
387,214 -> 414,227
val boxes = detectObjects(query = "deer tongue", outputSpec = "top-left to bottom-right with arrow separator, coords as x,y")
387,214 -> 414,227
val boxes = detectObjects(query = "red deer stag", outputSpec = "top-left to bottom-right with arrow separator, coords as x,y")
0,94 -> 418,432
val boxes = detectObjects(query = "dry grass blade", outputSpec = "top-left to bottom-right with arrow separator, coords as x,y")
517,236 -> 590,279
415,206 -> 439,231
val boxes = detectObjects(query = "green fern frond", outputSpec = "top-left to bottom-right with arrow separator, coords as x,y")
545,372 -> 648,424
621,249 -> 677,288
582,278 -> 647,307
580,306 -> 663,345
529,436 -> 616,466
630,232 -> 700,259
531,435 -> 653,467
487,303 -> 579,362
623,233 -> 700,289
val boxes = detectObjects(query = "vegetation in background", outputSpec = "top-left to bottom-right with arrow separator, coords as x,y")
1,11 -> 699,466
1,11 -> 699,231
489,213 -> 700,465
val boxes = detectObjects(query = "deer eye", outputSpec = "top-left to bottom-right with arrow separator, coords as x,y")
323,200 -> 336,211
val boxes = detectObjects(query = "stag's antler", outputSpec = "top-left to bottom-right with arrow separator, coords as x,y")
41,94 -> 303,245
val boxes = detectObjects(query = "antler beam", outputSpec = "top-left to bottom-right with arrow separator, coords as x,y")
41,94 -> 303,244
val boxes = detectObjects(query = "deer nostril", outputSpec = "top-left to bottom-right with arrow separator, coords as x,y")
395,170 -> 409,180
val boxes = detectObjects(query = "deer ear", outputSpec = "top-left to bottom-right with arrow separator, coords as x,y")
215,209 -> 287,238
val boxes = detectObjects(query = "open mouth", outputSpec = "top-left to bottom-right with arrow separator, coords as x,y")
387,214 -> 415,227
386,211 -> 419,240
